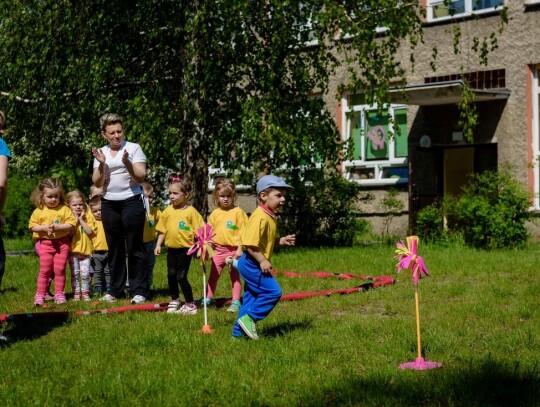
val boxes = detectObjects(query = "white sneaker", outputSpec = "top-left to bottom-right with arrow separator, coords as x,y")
100,294 -> 116,302
131,295 -> 146,305
167,300 -> 181,314
178,303 -> 197,315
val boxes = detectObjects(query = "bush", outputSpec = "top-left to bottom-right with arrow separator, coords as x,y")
279,169 -> 364,246
3,172 -> 39,238
415,202 -> 444,243
453,169 -> 530,249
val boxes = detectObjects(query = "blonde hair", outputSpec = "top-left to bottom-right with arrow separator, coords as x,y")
212,177 -> 237,207
66,190 -> 87,208
99,113 -> 123,132
31,178 -> 65,209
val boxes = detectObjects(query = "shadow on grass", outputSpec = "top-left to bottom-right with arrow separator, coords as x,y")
309,357 -> 540,406
0,286 -> 18,295
262,319 -> 313,338
0,316 -> 70,347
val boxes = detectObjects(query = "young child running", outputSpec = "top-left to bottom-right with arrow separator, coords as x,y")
29,178 -> 76,305
203,178 -> 247,313
67,190 -> 96,301
232,175 -> 296,340
155,174 -> 204,315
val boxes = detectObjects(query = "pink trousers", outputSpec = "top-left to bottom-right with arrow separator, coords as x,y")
35,237 -> 70,297
206,244 -> 241,301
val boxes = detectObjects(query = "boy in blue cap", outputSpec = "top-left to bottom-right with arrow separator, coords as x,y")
231,175 -> 296,340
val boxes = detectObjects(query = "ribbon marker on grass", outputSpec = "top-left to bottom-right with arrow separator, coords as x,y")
395,236 -> 442,371
188,224 -> 216,334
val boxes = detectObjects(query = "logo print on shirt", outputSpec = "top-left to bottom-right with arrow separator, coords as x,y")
148,220 -> 155,228
226,220 -> 238,230
178,221 -> 190,231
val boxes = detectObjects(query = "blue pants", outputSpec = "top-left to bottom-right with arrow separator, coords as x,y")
232,253 -> 282,337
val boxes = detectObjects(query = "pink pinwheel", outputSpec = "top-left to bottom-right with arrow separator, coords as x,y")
395,235 -> 442,371
188,224 -> 216,263
188,224 -> 216,334
395,236 -> 429,284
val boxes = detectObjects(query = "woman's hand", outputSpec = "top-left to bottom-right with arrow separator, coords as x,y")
92,147 -> 106,164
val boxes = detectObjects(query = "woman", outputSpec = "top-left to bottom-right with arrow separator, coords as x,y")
91,113 -> 148,304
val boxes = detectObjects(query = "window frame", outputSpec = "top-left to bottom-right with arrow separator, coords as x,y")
426,0 -> 504,23
341,95 -> 409,186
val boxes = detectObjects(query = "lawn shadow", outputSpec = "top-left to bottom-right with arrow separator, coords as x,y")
309,357 -> 540,406
262,318 -> 313,338
0,315 -> 70,348
0,286 -> 18,295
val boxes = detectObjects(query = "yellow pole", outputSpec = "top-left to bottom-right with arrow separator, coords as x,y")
414,282 -> 422,359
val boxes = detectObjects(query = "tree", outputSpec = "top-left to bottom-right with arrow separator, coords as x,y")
0,1 -> 506,216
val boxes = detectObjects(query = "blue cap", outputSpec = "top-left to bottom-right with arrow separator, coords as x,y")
256,175 -> 292,194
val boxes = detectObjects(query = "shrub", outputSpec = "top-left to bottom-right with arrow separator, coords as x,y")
452,169 -> 529,249
3,172 -> 39,238
415,202 -> 444,243
279,169 -> 364,246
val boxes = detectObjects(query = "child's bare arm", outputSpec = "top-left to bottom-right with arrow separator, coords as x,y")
78,216 -> 94,237
245,246 -> 272,274
277,234 -> 296,247
154,233 -> 165,255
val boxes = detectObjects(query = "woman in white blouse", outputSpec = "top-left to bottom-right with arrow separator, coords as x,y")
91,113 -> 148,304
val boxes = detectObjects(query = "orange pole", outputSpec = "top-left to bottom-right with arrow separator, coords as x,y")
414,283 -> 422,359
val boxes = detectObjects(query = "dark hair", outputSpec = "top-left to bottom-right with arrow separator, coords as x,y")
167,172 -> 192,194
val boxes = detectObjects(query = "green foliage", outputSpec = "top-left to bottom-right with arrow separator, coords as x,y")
279,169 -> 364,247
3,172 -> 39,238
453,170 -> 530,249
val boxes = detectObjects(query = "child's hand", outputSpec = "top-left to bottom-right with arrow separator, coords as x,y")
260,259 -> 272,274
154,245 -> 161,256
47,223 -> 55,235
279,234 -> 296,246
234,248 -> 243,259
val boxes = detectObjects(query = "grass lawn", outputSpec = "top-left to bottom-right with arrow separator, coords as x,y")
1,243 -> 539,406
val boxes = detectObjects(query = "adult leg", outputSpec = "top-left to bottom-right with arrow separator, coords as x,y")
101,199 -> 127,298
122,196 -> 147,298
0,233 -> 5,290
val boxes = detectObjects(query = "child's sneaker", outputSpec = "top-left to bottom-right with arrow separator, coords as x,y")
196,297 -> 213,307
100,293 -> 116,302
34,295 -> 45,307
237,314 -> 259,340
227,300 -> 241,313
130,295 -> 146,305
73,292 -> 81,301
54,294 -> 67,304
82,292 -> 91,301
167,300 -> 181,314
178,302 -> 197,315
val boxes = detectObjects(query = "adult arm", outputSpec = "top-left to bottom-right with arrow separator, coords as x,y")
0,155 -> 8,227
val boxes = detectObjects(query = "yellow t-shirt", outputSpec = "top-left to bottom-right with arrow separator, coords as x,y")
29,205 -> 77,240
208,206 -> 248,246
143,205 -> 161,243
156,205 -> 204,249
70,209 -> 97,256
241,205 -> 278,260
92,219 -> 108,251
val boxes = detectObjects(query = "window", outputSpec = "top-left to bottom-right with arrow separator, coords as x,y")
532,66 -> 540,209
341,95 -> 408,186
427,0 -> 504,22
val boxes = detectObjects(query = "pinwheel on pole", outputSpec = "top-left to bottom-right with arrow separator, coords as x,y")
188,224 -> 216,334
395,235 -> 442,370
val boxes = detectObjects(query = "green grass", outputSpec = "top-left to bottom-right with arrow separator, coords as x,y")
1,243 -> 540,406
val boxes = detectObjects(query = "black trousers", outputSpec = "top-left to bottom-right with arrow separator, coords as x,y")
167,247 -> 194,302
101,195 -> 147,298
0,234 -> 5,290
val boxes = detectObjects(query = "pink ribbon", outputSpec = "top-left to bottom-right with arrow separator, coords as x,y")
187,224 -> 216,263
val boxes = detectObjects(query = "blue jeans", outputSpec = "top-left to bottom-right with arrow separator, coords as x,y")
232,253 -> 282,337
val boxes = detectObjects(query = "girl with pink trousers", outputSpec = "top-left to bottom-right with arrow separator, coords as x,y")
203,178 -> 248,312
29,178 -> 76,305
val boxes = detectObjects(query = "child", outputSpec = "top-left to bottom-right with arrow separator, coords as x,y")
89,198 -> 110,295
155,174 -> 204,315
232,175 -> 296,340
141,181 -> 161,291
29,178 -> 76,305
89,184 -> 103,202
203,178 -> 247,313
67,190 -> 96,301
